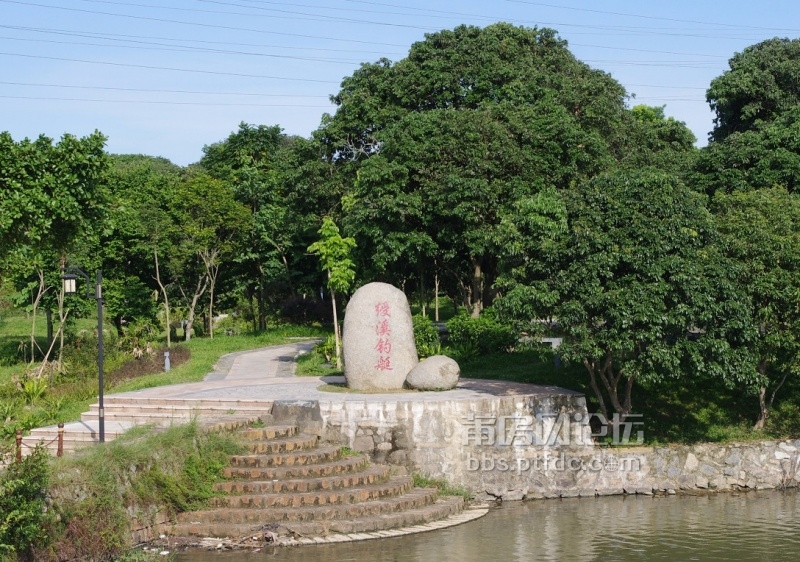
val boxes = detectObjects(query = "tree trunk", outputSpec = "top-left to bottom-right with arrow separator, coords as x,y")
434,273 -> 440,322
153,247 -> 171,348
754,385 -> 768,431
330,278 -> 342,370
29,269 -> 48,363
753,362 -> 788,431
199,249 -> 220,339
45,308 -> 53,350
280,252 -> 295,298
185,274 -> 209,342
208,267 -> 217,339
753,359 -> 770,431
583,354 -> 635,421
471,258 -> 482,318
57,280 -> 66,366
257,265 -> 267,332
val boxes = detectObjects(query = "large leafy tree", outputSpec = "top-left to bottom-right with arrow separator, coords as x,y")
318,23 -> 630,314
694,38 -> 800,194
622,104 -> 698,175
496,169 -> 754,419
0,131 -> 108,361
0,131 -> 108,261
694,106 -> 800,195
707,37 -> 800,142
90,155 -> 183,338
713,188 -> 800,430
173,170 -> 249,339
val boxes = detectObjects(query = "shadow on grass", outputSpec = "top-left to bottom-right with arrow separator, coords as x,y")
459,349 -> 798,445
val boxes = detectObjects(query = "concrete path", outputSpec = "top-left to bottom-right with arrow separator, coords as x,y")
110,340 -> 577,404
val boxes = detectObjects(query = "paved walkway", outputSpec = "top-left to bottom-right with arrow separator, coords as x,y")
108,340 -> 579,404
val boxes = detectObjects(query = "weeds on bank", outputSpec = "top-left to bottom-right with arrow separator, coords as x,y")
412,473 -> 473,500
0,421 -> 243,561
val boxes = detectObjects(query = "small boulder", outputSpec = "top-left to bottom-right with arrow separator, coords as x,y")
405,355 -> 460,390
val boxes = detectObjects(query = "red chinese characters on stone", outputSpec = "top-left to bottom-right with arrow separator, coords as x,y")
375,302 -> 391,318
375,356 -> 393,371
375,338 -> 392,354
375,319 -> 391,336
374,301 -> 393,371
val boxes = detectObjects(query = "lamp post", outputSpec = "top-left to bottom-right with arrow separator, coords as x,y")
62,267 -> 105,443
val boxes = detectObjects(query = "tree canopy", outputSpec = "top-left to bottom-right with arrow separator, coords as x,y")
707,37 -> 800,142
496,169 -> 753,418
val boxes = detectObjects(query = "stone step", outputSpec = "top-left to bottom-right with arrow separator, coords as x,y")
244,434 -> 318,454
85,403 -> 271,416
169,495 -> 462,541
222,454 -> 369,481
209,474 -> 413,510
214,464 -> 392,496
215,464 -> 389,495
236,425 -> 297,441
175,484 -> 437,526
227,445 -> 343,468
80,411 -> 262,424
286,496 -> 465,537
100,397 -> 274,409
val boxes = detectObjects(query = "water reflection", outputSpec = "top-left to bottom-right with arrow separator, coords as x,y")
175,490 -> 799,561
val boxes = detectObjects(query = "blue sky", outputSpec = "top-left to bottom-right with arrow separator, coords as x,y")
1,0 -> 799,165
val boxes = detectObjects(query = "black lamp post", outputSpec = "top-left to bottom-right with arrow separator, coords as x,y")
62,267 -> 105,443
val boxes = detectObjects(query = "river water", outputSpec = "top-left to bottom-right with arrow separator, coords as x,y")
175,489 -> 800,562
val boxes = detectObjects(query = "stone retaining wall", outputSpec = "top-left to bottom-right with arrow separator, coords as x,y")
317,396 -> 800,501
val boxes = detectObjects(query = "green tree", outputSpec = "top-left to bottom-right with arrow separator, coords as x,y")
0,131 -> 108,263
694,106 -> 800,195
707,37 -> 800,142
318,23 -> 630,314
713,188 -> 800,429
201,124 -> 328,330
622,104 -> 698,175
308,218 -> 356,369
496,169 -> 754,419
90,155 -> 183,340
174,170 -> 249,339
0,131 -> 109,364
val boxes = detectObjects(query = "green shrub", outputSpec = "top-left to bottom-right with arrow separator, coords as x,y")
446,312 -> 516,355
0,446 -> 55,559
315,334 -> 337,363
214,315 -> 249,336
413,314 -> 441,358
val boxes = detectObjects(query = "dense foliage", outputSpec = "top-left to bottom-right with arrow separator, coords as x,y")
2,23 -> 800,431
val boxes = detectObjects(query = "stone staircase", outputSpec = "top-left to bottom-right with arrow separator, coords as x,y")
167,421 -> 470,546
